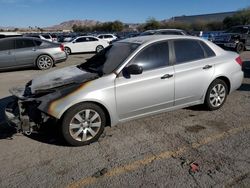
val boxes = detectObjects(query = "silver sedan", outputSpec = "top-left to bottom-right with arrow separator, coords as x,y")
5,35 -> 243,146
0,37 -> 67,71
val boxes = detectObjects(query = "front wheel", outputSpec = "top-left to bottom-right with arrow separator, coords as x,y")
204,79 -> 228,111
61,103 -> 106,146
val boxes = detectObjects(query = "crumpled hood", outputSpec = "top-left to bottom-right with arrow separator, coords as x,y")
29,66 -> 98,93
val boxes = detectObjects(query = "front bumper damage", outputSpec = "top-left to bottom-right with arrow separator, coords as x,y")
5,87 -> 51,134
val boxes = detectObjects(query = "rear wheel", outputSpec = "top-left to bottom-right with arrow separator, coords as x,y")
204,79 -> 228,111
61,103 -> 106,146
36,55 -> 54,70
236,42 -> 245,53
96,45 -> 104,53
64,47 -> 71,55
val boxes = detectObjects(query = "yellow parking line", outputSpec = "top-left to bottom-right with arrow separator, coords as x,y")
66,124 -> 250,188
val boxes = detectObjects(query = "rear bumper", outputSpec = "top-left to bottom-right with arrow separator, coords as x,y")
230,70 -> 244,93
54,52 -> 68,64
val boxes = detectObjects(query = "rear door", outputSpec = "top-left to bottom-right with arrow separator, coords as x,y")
13,38 -> 38,66
172,39 -> 216,106
0,39 -> 16,69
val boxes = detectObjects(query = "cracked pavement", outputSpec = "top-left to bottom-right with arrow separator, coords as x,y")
0,52 -> 249,188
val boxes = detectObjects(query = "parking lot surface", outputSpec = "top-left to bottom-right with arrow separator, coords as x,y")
0,52 -> 250,188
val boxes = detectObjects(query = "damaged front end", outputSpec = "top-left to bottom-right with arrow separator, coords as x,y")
5,65 -> 99,135
5,86 -> 51,134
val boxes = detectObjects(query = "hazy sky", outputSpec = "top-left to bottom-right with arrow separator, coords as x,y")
0,0 -> 249,27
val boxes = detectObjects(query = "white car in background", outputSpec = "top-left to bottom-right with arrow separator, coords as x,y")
97,34 -> 117,43
63,36 -> 109,55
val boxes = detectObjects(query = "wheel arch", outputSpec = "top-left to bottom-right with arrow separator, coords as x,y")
208,76 -> 231,94
60,101 -> 112,127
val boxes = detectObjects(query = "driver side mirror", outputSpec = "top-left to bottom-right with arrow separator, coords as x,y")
123,64 -> 143,76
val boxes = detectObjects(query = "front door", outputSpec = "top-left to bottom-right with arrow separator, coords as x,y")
115,41 -> 175,121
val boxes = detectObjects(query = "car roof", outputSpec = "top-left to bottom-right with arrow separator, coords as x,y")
0,36 -> 45,42
119,35 -> 203,45
76,36 -> 98,38
0,32 -> 22,36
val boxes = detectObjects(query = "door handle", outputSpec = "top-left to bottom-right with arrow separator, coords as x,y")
161,74 -> 173,79
203,65 -> 213,70
32,48 -> 36,51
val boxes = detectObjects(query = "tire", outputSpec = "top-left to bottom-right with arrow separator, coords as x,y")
96,45 -> 104,53
204,79 -> 228,111
36,55 -> 54,70
61,103 -> 106,146
236,42 -> 245,53
64,47 -> 71,55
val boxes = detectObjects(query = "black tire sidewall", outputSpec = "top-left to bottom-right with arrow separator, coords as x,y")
61,103 -> 106,146
204,79 -> 228,111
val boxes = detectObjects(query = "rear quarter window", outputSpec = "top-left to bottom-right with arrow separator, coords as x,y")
199,41 -> 216,57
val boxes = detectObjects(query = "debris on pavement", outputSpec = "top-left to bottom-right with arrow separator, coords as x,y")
189,162 -> 199,174
92,168 -> 108,178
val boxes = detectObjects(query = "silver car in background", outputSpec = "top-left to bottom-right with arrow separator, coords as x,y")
5,35 -> 243,146
0,37 -> 67,71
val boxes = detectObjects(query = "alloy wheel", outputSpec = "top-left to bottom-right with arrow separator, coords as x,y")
37,55 -> 53,70
209,84 -> 226,108
69,109 -> 102,142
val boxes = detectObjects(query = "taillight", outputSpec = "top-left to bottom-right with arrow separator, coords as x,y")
235,56 -> 243,66
60,44 -> 64,52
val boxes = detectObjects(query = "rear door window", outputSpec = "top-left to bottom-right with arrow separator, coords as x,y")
0,39 -> 15,51
15,39 -> 35,49
173,39 -> 205,64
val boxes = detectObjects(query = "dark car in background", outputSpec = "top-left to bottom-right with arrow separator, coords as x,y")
140,29 -> 188,36
213,25 -> 250,53
0,37 -> 67,71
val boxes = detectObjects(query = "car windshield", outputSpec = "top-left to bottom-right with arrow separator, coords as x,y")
78,42 -> 140,75
225,27 -> 249,34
